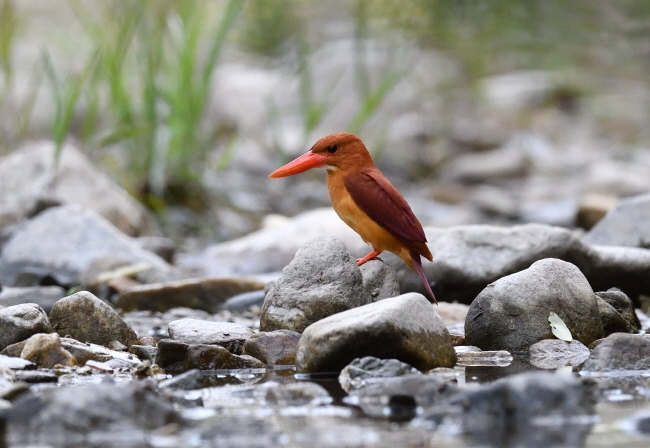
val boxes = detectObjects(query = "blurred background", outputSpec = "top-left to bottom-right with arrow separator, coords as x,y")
2,0 -> 650,246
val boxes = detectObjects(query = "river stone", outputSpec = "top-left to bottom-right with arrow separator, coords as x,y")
359,259 -> 401,301
60,338 -> 141,366
155,339 -> 264,372
465,259 -> 604,351
582,193 -> 650,248
296,293 -> 457,373
0,204 -> 174,287
339,357 -> 421,393
528,339 -> 590,370
115,276 -> 265,314
20,333 -> 76,368
260,236 -> 372,333
0,140 -> 159,237
595,289 -> 639,332
242,330 -> 301,366
4,381 -> 182,446
582,333 -> 650,371
158,369 -> 204,391
49,291 -> 138,347
597,297 -> 636,336
167,318 -> 254,354
0,304 -> 53,351
0,286 -> 66,313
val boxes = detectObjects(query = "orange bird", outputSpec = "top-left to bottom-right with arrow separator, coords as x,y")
269,132 -> 437,304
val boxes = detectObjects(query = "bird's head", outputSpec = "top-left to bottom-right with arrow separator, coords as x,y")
269,132 -> 374,178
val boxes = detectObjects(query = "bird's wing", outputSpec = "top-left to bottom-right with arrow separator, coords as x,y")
344,168 -> 427,243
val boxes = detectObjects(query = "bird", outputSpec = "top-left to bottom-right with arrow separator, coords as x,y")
269,132 -> 437,304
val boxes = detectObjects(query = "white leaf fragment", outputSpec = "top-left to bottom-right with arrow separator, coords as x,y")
548,311 -> 573,342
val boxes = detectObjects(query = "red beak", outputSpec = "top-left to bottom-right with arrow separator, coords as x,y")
269,151 -> 329,178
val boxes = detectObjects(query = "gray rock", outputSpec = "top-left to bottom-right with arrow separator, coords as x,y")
155,339 -> 265,372
20,333 -> 76,368
4,381 -> 182,446
597,296 -> 636,336
296,293 -> 457,372
60,337 -> 141,366
0,140 -> 159,236
49,291 -> 138,347
115,276 -> 265,314
465,259 -> 604,351
13,370 -> 58,384
158,369 -> 204,390
223,289 -> 267,312
167,318 -> 254,354
242,330 -> 301,366
0,304 -> 53,350
423,371 -> 596,447
596,289 -> 639,332
129,345 -> 157,363
263,382 -> 332,407
359,259 -> 400,301
261,236 -> 372,333
0,286 -> 66,313
582,333 -> 650,371
0,204 -> 174,287
338,357 -> 420,393
582,193 -> 650,248
528,339 -> 590,370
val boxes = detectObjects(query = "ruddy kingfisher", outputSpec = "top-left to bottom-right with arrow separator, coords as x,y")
269,132 -> 437,304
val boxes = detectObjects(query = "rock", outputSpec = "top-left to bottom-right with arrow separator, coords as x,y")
263,382 -> 332,407
129,345 -> 157,363
20,333 -> 76,368
338,357 -> 420,393
260,236 -> 372,333
582,333 -> 650,371
14,370 -> 58,383
115,276 -> 265,314
134,236 -> 176,263
0,354 -> 35,370
443,146 -> 529,184
576,193 -> 618,230
242,330 -> 301,366
0,304 -> 53,350
60,338 -> 141,366
597,296 -> 636,336
528,339 -> 590,370
0,286 -> 66,313
465,259 -> 604,351
1,340 -> 25,358
167,318 -> 254,354
359,259 -> 400,301
49,291 -> 139,347
296,293 -> 457,372
199,380 -> 331,409
4,381 -> 182,446
155,339 -> 265,372
582,193 -> 650,248
469,185 -> 519,219
436,302 -> 469,326
390,223 -> 650,304
351,374 -> 459,421
423,371 -> 596,447
222,289 -> 267,312
158,369 -> 204,390
455,349 -> 513,367
596,289 -> 640,332
0,204 -> 174,287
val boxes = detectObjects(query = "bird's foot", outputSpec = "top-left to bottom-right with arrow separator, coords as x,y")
356,250 -> 382,266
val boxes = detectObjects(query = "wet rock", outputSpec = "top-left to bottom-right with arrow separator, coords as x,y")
60,337 -> 141,366
350,374 -> 459,420
263,382 -> 332,407
597,297 -> 636,336
115,276 -> 265,314
339,357 -> 420,393
261,236 -> 372,333
242,330 -> 301,366
465,259 -> 604,351
0,286 -> 66,313
596,289 -> 639,333
222,289 -> 267,312
167,318 -> 254,355
158,369 -> 204,390
177,208 -> 367,277
155,339 -> 265,372
424,371 -> 596,447
359,259 -> 400,301
528,339 -> 590,370
582,193 -> 650,248
0,354 -> 35,370
0,204 -> 174,287
49,291 -> 139,347
199,380 -> 331,409
20,333 -> 76,368
0,141 -> 159,237
455,348 -> 514,367
4,381 -> 182,446
13,370 -> 58,384
0,303 -> 53,350
296,293 -> 457,372
582,333 -> 650,371
129,345 -> 158,363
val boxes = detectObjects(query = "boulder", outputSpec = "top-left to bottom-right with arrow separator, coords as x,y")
242,330 -> 301,366
49,291 -> 139,347
465,259 -> 604,351
167,318 -> 254,354
260,236 -> 372,333
296,293 -> 456,372
0,304 -> 53,351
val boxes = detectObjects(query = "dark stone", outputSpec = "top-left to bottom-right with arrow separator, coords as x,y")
129,345 -> 157,363
242,330 -> 300,366
155,339 -> 265,373
595,289 -> 639,332
13,370 -> 58,384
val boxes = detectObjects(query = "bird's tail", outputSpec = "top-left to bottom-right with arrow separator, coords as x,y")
410,250 -> 437,304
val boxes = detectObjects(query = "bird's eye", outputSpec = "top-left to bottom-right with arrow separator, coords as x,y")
327,145 -> 337,154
